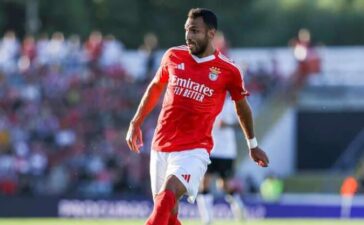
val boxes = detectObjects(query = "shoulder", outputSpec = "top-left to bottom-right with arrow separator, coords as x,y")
217,52 -> 242,75
161,45 -> 189,63
165,45 -> 189,55
169,45 -> 189,52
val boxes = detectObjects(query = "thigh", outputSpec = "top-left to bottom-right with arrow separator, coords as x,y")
150,150 -> 168,198
215,158 -> 234,179
167,149 -> 211,203
207,157 -> 221,174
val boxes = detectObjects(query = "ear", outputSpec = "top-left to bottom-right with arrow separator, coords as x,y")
208,29 -> 216,40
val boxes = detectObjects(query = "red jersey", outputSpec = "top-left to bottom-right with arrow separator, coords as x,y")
152,45 -> 248,153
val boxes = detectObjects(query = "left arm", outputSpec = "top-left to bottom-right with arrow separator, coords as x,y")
234,98 -> 269,167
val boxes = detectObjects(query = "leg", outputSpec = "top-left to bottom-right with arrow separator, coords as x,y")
341,196 -> 353,218
147,150 -> 170,225
164,175 -> 185,225
196,173 -> 214,225
220,177 -> 246,220
168,201 -> 181,225
147,149 -> 210,225
146,175 -> 186,225
216,158 -> 246,221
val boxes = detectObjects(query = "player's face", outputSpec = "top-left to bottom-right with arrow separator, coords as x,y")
185,17 -> 212,56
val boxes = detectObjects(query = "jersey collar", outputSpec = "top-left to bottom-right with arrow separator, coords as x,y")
191,50 -> 218,64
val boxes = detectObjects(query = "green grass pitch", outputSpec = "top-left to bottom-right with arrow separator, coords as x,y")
0,219 -> 363,225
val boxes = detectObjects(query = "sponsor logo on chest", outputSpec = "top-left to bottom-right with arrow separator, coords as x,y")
170,74 -> 215,103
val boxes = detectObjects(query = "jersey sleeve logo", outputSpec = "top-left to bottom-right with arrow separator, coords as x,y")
181,174 -> 191,183
176,63 -> 185,70
208,67 -> 221,81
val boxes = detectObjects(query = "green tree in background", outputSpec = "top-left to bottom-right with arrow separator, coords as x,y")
39,0 -> 91,37
0,0 -> 364,47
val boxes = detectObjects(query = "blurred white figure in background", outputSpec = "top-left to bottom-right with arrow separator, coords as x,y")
197,96 -> 246,224
35,33 -> 50,67
139,32 -> 159,82
47,32 -> 67,66
0,30 -> 20,74
65,34 -> 85,74
99,34 -> 125,76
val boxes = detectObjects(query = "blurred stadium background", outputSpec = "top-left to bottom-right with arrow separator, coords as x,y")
0,0 -> 364,223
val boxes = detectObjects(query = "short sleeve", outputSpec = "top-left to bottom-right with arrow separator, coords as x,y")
227,66 -> 249,101
154,49 -> 171,83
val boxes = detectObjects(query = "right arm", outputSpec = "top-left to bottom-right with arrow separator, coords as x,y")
125,73 -> 167,153
234,98 -> 269,167
227,63 -> 269,167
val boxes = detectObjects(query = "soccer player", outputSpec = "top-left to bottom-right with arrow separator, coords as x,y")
197,97 -> 246,224
126,8 -> 269,225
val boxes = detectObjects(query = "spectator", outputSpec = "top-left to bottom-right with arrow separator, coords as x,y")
47,32 -> 67,66
84,30 -> 103,71
213,30 -> 229,56
139,32 -> 159,82
340,176 -> 358,218
99,34 -> 125,78
0,30 -> 20,75
289,28 -> 321,88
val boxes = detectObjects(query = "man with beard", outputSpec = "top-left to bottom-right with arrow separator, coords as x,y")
126,8 -> 269,225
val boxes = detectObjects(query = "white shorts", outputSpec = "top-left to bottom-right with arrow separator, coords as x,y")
150,148 -> 211,203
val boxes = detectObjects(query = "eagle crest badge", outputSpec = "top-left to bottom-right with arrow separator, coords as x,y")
208,67 -> 221,81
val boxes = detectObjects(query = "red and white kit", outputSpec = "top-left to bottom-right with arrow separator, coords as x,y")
150,45 -> 248,202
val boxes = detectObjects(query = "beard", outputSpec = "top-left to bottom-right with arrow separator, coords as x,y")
187,37 -> 209,56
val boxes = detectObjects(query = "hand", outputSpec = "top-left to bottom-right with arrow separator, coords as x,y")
249,147 -> 269,167
125,123 -> 143,153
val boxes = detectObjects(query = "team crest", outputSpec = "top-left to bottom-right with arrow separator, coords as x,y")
208,67 -> 221,81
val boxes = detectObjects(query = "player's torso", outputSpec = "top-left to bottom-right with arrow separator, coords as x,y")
153,47 -> 236,151
163,47 -> 232,112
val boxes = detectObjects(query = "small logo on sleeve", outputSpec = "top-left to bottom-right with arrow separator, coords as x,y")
176,63 -> 185,70
182,174 -> 191,183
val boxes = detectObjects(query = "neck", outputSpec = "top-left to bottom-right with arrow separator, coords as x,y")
195,44 -> 215,58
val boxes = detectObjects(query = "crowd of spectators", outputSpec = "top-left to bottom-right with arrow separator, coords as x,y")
0,30 -> 280,198
0,30 -> 151,197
